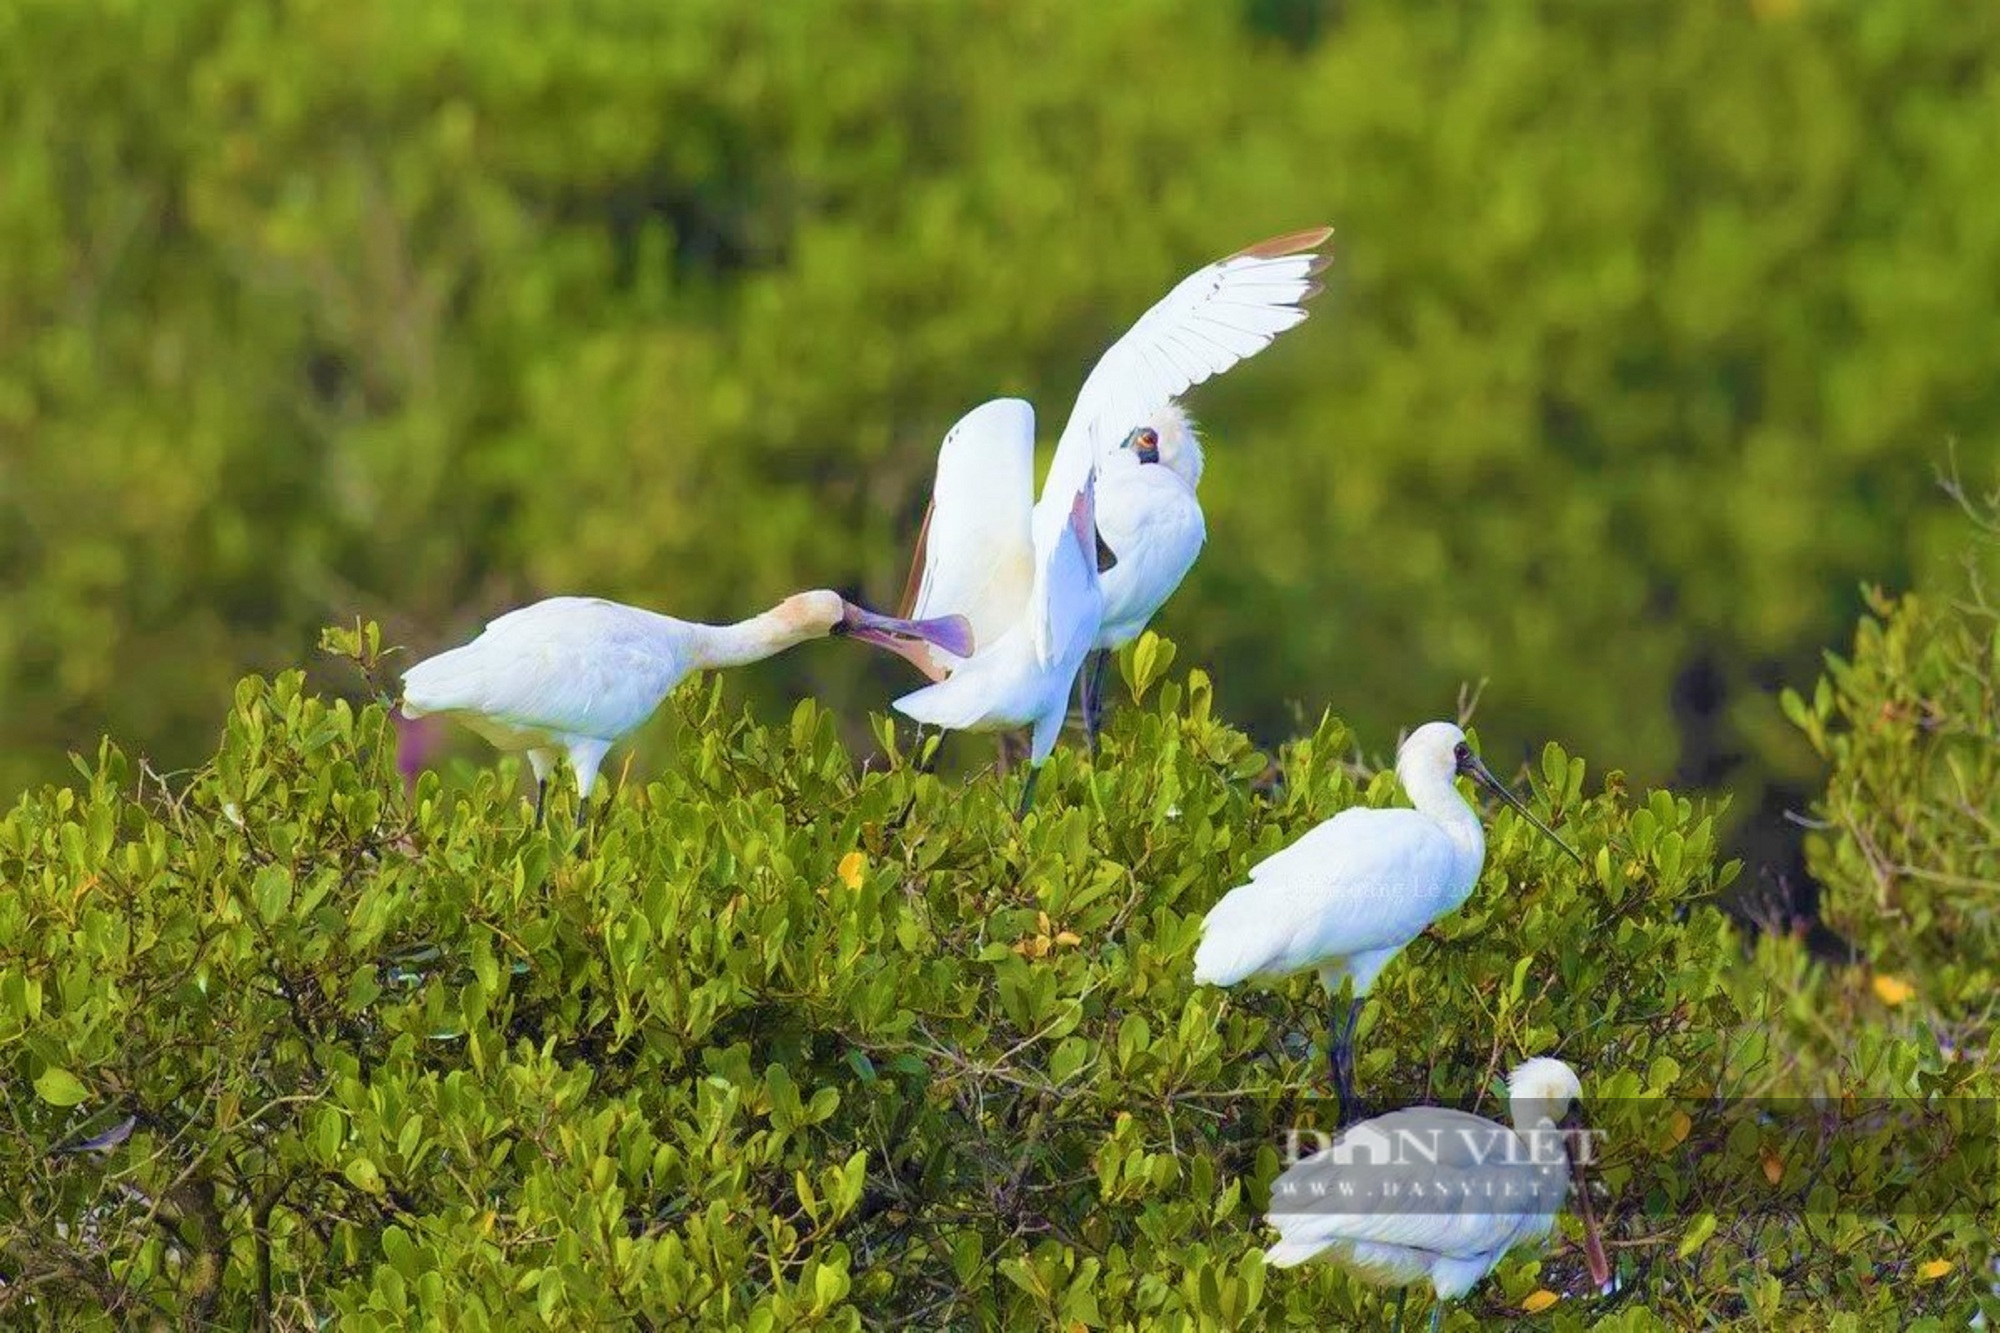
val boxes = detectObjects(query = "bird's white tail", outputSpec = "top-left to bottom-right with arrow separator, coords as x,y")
399,646 -> 486,719
1190,881 -> 1280,986
892,673 -> 990,732
1263,1237 -> 1325,1269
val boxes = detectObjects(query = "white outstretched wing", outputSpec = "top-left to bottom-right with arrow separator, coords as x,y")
900,398 -> 1038,664
1030,226 -> 1333,557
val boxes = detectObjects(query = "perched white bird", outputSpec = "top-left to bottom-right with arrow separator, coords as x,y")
1264,1056 -> 1612,1332
1192,722 -> 1583,1118
401,592 -> 972,824
893,476 -> 1104,817
899,227 -> 1332,746
1079,406 -> 1207,739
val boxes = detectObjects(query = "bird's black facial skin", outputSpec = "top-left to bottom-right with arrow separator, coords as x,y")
1122,426 -> 1161,465
1454,738 -> 1586,867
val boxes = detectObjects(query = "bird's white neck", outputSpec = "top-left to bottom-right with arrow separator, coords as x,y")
686,606 -> 822,671
1403,764 -> 1486,870
1505,1109 -> 1575,1209
1150,401 -> 1204,489
1509,1106 -> 1560,1138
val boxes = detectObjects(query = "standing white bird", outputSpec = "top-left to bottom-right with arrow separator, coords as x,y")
1264,1056 -> 1612,1332
892,476 -> 1104,817
1192,722 -> 1583,1119
401,592 -> 972,825
898,227 -> 1332,747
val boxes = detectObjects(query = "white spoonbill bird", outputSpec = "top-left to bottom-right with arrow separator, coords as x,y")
1192,722 -> 1583,1119
899,227 -> 1332,746
1079,404 -> 1206,743
401,592 -> 972,825
893,476 -> 1104,818
1265,1056 -> 1612,1332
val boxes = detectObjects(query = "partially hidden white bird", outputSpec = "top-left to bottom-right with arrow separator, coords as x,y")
1192,722 -> 1584,1119
1264,1056 -> 1613,1332
892,476 -> 1104,818
897,226 -> 1333,749
401,592 -> 972,825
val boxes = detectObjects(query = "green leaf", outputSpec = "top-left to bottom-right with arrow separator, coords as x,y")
536,1269 -> 562,1322
253,864 -> 293,924
34,1066 -> 88,1107
1126,632 -> 1177,703
812,1260 -> 849,1309
1679,1211 -> 1718,1259
344,1156 -> 384,1194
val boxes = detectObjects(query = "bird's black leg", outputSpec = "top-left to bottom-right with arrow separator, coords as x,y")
1014,766 -> 1040,822
1331,994 -> 1364,1125
533,778 -> 548,829
1392,1286 -> 1408,1333
1080,649 -> 1110,755
1427,1295 -> 1447,1333
1077,649 -> 1097,754
1327,997 -> 1343,1086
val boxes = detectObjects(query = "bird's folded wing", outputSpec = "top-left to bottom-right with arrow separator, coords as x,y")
1027,483 -> 1104,668
1268,1181 -> 1540,1259
1269,1109 -> 1554,1254
406,606 -> 675,740
479,595 -> 617,636
1029,226 -> 1332,558
1251,807 -> 1458,935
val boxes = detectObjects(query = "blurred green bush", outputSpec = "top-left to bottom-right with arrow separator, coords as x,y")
1,647 -> 1990,1326
1,0 -> 1996,819
1787,483 -> 1999,1020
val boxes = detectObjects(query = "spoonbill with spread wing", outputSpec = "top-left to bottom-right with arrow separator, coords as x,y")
898,227 -> 1332,749
1192,722 -> 1584,1119
893,476 -> 1104,818
402,592 -> 971,825
1265,1056 -> 1612,1332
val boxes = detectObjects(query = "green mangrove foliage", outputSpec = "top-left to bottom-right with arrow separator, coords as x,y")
1788,491 -> 2000,1030
1,637 -> 1992,1327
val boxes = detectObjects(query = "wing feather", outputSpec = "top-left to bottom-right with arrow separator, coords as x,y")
1191,808 -> 1460,986
402,600 -> 684,742
895,499 -> 936,619
1030,226 -> 1333,555
1031,484 -> 1102,669
904,398 -> 1038,657
1267,1108 -> 1560,1262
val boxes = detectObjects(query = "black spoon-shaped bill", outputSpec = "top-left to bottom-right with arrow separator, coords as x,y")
1455,745 -> 1586,867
